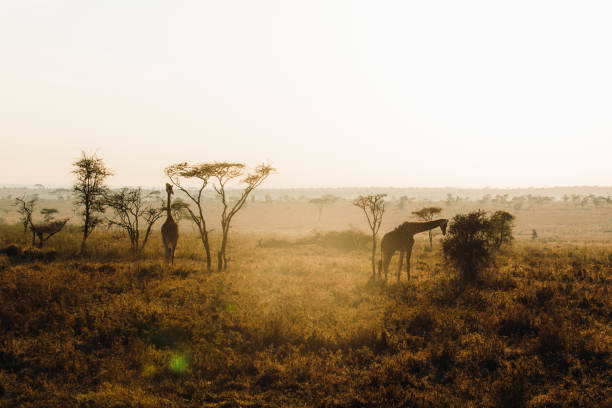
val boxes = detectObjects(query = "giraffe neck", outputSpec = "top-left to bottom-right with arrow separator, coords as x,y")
167,190 -> 173,219
411,219 -> 446,234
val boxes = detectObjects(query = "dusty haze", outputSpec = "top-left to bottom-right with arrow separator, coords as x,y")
1,1 -> 611,188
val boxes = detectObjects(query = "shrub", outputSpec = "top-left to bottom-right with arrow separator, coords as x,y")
442,210 -> 515,282
302,229 -> 370,252
442,211 -> 494,282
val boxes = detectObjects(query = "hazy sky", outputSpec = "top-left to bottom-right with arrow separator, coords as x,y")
1,1 -> 611,188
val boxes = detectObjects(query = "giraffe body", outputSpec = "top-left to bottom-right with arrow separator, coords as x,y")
379,219 -> 448,281
161,183 -> 179,265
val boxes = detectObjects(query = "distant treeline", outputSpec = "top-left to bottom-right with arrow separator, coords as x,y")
2,186 -> 612,204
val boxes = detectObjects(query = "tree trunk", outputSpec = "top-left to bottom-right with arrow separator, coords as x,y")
80,231 -> 88,255
218,227 -> 229,271
429,230 -> 433,248
371,233 -> 377,277
202,235 -> 211,271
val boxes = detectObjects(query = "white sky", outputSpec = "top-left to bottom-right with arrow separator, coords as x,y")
1,1 -> 611,188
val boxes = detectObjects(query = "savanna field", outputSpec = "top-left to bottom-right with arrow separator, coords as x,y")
1,192 -> 611,407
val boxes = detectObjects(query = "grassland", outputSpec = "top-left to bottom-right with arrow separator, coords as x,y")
0,191 -> 611,407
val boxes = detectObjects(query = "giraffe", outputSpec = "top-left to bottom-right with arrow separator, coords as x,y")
161,183 -> 179,265
378,219 -> 448,282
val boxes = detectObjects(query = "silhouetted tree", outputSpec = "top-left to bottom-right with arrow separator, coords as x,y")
15,195 -> 35,235
165,162 -> 214,271
104,187 -> 164,254
489,210 -> 515,248
412,206 -> 443,248
531,229 -> 538,241
210,162 -> 274,270
169,198 -> 191,222
41,208 -> 58,223
309,195 -> 338,221
15,197 -> 68,248
72,152 -> 112,255
353,194 -> 386,277
442,210 -> 493,283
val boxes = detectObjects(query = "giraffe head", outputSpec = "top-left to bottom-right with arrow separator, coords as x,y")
165,183 -> 174,195
440,219 -> 449,235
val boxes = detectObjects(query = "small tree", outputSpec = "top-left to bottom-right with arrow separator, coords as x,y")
41,208 -> 59,223
165,162 -> 214,271
489,210 -> 515,248
15,198 -> 68,248
15,195 -> 36,235
72,152 -> 112,254
104,187 -> 164,254
210,162 -> 274,270
353,194 -> 386,277
442,210 -> 493,283
412,206 -> 443,248
309,195 -> 338,221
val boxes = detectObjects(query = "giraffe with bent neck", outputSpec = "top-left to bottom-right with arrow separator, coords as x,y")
161,183 -> 179,265
379,219 -> 448,282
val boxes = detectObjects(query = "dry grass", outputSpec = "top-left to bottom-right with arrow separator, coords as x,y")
0,224 -> 611,407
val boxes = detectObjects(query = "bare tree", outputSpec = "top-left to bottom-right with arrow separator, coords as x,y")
353,194 -> 386,277
15,197 -> 68,248
72,152 -> 112,254
210,162 -> 274,270
412,206 -> 443,248
15,195 -> 36,235
165,162 -> 214,271
104,188 -> 164,254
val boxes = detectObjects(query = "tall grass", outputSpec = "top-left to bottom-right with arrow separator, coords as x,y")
0,226 -> 610,406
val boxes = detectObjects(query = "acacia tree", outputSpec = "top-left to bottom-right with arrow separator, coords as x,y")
210,162 -> 274,270
165,162 -> 214,271
15,197 -> 68,248
73,152 -> 112,254
309,195 -> 338,221
105,188 -> 164,254
353,194 -> 386,277
412,206 -> 443,248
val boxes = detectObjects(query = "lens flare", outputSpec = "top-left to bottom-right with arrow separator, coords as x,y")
169,352 -> 188,374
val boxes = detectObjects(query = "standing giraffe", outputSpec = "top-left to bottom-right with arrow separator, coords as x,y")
161,183 -> 179,265
378,219 -> 448,282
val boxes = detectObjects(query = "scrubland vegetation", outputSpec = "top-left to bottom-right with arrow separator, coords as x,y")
0,185 -> 611,407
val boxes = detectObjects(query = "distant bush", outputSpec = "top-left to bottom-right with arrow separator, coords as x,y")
304,229 -> 370,252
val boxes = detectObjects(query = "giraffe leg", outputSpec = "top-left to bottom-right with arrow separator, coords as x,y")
398,250 -> 404,282
382,251 -> 393,282
164,246 -> 170,264
405,241 -> 414,281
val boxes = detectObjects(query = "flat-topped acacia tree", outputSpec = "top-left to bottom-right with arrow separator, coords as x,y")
210,162 -> 274,270
165,161 -> 274,271
165,162 -> 214,271
412,206 -> 443,248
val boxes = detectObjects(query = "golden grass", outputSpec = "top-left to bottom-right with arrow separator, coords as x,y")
0,227 -> 611,407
